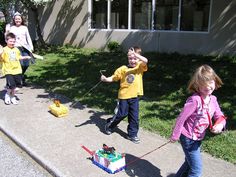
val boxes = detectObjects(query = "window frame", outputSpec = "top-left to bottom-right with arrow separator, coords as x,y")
88,0 -> 212,33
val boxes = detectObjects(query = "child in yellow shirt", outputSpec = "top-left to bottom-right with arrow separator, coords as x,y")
0,33 -> 30,104
101,46 -> 148,143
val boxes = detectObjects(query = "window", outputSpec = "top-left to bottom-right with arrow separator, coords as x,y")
181,0 -> 210,31
89,0 -> 211,32
132,0 -> 152,30
155,0 -> 179,30
92,0 -> 107,29
111,0 -> 128,29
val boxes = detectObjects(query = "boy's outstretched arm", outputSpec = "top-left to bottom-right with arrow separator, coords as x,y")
101,75 -> 113,82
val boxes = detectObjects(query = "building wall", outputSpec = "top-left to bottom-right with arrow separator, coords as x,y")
37,0 -> 236,56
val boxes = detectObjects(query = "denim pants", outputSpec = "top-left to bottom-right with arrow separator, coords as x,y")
109,97 -> 139,137
18,47 -> 30,75
175,134 -> 202,177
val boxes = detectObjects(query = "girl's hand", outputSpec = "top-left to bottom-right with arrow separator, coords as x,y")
170,138 -> 177,143
21,56 -> 31,60
211,123 -> 224,134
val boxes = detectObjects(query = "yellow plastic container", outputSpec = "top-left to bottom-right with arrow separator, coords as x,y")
49,99 -> 69,117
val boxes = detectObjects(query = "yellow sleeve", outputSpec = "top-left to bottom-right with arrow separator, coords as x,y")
112,66 -> 126,81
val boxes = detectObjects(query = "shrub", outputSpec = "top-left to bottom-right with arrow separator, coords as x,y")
107,40 -> 121,52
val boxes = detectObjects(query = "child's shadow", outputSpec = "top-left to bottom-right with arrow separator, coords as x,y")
75,110 -> 127,138
124,153 -> 161,177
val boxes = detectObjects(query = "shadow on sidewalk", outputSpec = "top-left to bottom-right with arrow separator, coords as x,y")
124,153 -> 161,177
84,153 -> 162,177
74,110 -> 127,138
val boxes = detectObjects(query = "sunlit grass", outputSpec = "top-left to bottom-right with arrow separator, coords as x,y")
27,46 -> 236,164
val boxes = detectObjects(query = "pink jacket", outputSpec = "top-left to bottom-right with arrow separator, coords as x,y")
171,93 -> 226,141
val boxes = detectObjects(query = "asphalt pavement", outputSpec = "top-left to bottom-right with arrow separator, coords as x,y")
0,77 -> 235,177
0,131 -> 52,177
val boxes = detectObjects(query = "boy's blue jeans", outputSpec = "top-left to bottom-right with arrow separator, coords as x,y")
109,97 -> 139,137
175,134 -> 202,177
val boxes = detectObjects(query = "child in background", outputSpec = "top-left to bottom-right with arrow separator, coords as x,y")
5,12 -> 34,86
101,46 -> 148,144
170,65 -> 227,177
0,33 -> 30,105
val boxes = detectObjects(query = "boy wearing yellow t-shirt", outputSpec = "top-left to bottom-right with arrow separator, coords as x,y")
101,46 -> 148,144
0,33 -> 30,105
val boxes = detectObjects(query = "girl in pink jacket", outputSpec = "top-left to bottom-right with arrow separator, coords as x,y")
170,65 -> 226,177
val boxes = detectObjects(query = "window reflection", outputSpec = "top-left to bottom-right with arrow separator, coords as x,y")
155,0 -> 179,30
181,0 -> 210,31
111,0 -> 128,29
92,0 -> 107,29
90,0 -> 211,32
132,0 -> 153,30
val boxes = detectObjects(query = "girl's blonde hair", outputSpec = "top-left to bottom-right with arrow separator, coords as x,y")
187,64 -> 223,93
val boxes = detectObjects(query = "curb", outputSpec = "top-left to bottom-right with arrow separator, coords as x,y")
0,125 -> 65,177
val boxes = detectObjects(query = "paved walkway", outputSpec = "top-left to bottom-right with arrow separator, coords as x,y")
0,78 -> 235,177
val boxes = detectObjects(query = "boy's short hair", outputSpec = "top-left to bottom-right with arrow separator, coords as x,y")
5,33 -> 16,40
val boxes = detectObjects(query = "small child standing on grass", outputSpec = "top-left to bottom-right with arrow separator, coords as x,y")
100,46 -> 148,144
0,33 -> 30,105
170,65 -> 227,177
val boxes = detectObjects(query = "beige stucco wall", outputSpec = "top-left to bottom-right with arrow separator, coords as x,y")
36,0 -> 235,56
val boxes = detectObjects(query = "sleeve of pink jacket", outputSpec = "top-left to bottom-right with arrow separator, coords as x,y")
170,96 -> 197,141
212,96 -> 226,126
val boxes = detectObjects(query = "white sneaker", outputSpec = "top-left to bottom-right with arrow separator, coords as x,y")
11,96 -> 19,105
4,93 -> 11,105
15,87 -> 20,92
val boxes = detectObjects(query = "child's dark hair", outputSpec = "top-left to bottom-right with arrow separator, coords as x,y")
5,33 -> 16,40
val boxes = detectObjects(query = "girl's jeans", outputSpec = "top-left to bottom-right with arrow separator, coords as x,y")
18,47 -> 30,75
175,134 -> 202,177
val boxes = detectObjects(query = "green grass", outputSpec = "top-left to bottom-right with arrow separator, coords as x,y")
28,46 -> 236,164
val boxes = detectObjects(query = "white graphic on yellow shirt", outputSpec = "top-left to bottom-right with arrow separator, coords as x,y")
9,51 -> 17,61
126,74 -> 135,84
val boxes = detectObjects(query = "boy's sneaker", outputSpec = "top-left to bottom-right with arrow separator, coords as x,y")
4,93 -> 11,105
15,87 -> 20,92
127,135 -> 140,144
105,123 -> 112,135
11,96 -> 19,105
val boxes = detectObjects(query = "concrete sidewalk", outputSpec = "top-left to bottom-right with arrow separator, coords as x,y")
0,77 -> 235,177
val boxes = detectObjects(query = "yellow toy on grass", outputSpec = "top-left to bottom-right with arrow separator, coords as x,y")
49,99 -> 69,117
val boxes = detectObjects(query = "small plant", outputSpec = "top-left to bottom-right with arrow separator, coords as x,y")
107,41 -> 121,52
